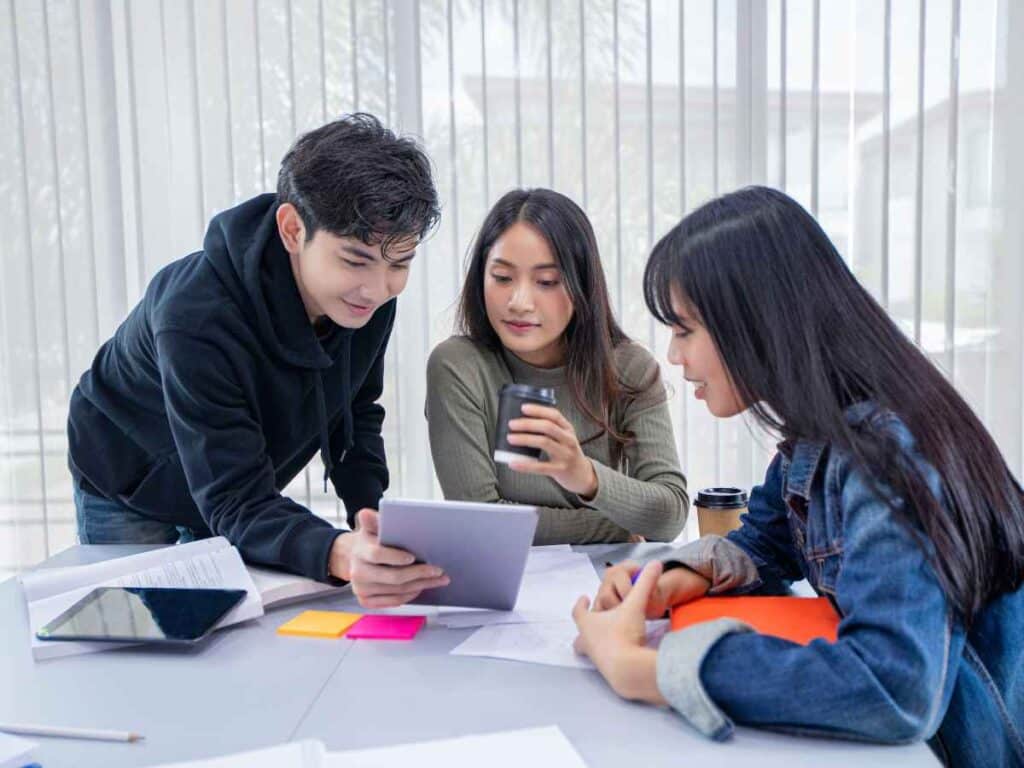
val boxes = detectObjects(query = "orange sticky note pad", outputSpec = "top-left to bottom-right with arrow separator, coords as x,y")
277,610 -> 362,639
670,596 -> 839,645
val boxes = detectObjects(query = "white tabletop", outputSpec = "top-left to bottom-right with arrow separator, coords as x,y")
0,543 -> 938,767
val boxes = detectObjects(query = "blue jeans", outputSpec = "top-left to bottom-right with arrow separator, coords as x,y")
74,483 -> 198,545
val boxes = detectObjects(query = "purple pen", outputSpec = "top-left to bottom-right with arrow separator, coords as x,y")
603,561 -> 647,586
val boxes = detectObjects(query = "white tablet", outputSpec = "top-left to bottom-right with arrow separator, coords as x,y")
378,498 -> 539,610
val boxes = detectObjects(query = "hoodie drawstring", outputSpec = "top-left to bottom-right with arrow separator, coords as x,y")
314,374 -> 332,493
314,334 -> 354,493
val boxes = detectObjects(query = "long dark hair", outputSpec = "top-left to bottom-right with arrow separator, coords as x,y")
458,188 -> 637,448
643,185 -> 1024,623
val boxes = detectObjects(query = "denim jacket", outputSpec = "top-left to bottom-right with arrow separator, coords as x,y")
655,403 -> 1024,767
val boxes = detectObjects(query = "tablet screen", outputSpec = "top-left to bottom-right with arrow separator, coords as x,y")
378,498 -> 538,610
37,586 -> 248,644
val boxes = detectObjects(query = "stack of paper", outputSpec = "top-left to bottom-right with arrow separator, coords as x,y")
19,537 -> 263,660
438,546 -> 601,629
450,618 -> 670,670
0,731 -> 36,768
247,565 -> 349,609
443,546 -> 672,670
147,727 -> 588,767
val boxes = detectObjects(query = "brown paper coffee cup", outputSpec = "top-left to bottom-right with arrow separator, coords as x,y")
695,487 -> 748,537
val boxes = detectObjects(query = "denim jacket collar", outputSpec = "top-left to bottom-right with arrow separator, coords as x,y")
777,401 -> 881,502
783,441 -> 827,501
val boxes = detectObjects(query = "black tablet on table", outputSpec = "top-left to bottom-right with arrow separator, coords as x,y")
36,586 -> 248,645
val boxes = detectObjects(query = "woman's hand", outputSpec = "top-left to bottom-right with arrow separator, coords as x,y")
572,561 -> 668,704
594,560 -> 711,618
506,403 -> 599,498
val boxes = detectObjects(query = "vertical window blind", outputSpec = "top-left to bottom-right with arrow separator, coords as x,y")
1,0 -> 1018,577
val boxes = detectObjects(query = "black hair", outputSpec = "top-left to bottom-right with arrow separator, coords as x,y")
276,113 -> 440,258
458,188 -> 644,449
643,185 -> 1024,624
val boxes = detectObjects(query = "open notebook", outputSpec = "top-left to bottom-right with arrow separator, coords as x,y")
20,537 -> 348,660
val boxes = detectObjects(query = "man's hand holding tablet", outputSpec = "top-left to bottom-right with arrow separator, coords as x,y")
329,509 -> 450,608
377,498 -> 539,610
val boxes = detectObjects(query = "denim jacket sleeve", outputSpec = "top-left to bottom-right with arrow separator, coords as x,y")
724,453 -> 805,595
694,451 -> 962,743
653,452 -> 805,739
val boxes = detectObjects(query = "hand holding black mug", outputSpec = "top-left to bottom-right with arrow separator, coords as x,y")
494,384 -> 599,499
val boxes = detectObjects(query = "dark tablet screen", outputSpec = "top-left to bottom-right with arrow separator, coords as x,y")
37,586 -> 247,645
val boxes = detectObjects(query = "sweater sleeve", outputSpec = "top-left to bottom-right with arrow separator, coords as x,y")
573,348 -> 688,541
156,330 -> 344,582
425,342 -> 631,544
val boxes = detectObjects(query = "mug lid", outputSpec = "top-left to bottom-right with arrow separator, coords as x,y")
499,383 -> 556,403
695,487 -> 748,509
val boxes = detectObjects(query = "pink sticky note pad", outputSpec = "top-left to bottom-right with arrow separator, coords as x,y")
346,614 -> 426,641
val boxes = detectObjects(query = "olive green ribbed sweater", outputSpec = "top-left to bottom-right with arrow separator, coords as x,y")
425,335 -> 688,544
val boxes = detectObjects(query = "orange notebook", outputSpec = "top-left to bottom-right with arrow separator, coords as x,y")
670,596 -> 840,645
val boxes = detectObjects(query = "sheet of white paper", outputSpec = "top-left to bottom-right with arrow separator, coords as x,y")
0,730 -> 36,768
439,551 -> 600,629
24,539 -> 262,661
518,550 -> 592,577
450,619 -> 670,670
145,728 -> 588,768
149,739 -> 325,768
439,608 -> 569,628
372,604 -> 440,619
323,726 -> 587,768
450,621 -> 594,669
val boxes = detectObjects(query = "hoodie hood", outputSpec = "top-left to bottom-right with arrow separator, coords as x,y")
203,193 -> 350,371
202,193 -> 354,486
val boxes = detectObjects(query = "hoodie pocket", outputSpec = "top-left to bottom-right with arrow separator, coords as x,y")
117,453 -> 200,525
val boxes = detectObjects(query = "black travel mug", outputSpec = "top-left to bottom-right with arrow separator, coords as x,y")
494,384 -> 557,464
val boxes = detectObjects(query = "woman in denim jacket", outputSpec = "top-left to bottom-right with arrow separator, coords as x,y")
572,186 -> 1024,767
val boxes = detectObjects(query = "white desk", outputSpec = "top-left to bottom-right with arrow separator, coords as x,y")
0,544 -> 938,767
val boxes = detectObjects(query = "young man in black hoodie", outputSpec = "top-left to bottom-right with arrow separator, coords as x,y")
67,114 -> 448,607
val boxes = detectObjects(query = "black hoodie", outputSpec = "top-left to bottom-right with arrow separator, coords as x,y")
67,194 -> 392,581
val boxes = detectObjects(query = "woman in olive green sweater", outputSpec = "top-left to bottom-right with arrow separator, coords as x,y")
426,188 -> 688,544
